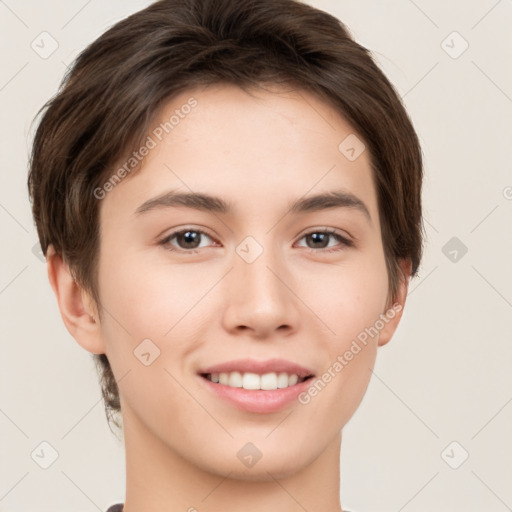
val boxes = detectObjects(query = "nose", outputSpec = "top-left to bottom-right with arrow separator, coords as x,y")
221,242 -> 301,339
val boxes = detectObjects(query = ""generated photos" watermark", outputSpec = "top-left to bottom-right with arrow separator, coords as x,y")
298,303 -> 402,405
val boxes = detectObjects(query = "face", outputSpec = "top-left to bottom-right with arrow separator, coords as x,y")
73,83 -> 407,479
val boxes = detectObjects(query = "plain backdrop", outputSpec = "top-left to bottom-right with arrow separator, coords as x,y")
1,1 -> 511,511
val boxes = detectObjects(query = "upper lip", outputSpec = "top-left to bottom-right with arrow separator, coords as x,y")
198,358 -> 315,379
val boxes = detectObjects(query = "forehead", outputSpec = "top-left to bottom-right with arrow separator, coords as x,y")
100,82 -> 378,226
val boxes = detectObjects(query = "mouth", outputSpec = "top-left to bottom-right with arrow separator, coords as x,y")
196,358 -> 316,412
199,371 -> 315,390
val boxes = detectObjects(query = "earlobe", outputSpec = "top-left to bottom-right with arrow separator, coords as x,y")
46,244 -> 106,355
377,258 -> 412,347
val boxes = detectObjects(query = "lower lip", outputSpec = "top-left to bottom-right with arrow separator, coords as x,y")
198,374 -> 314,414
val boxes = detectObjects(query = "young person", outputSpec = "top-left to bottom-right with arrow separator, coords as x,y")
28,1 -> 424,510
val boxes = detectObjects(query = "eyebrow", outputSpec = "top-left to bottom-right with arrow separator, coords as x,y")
134,189 -> 372,224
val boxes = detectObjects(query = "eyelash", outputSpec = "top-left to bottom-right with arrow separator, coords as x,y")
158,227 -> 354,254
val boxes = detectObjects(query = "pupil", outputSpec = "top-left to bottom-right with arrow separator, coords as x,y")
309,233 -> 328,248
179,231 -> 200,248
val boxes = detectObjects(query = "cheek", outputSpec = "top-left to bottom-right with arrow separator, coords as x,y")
96,248 -> 203,416
296,259 -> 387,432
301,244 -> 388,394
97,244 -> 213,365
302,245 -> 389,342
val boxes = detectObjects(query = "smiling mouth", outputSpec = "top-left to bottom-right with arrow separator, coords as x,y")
199,372 -> 314,390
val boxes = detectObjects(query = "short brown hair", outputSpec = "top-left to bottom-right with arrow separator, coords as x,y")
28,0 -> 424,431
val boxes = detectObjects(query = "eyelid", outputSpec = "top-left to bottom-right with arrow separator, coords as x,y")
296,226 -> 353,242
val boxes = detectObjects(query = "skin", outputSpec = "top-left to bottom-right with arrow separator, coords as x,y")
47,83 -> 410,512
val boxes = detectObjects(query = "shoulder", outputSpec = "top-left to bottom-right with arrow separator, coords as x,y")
106,504 -> 123,512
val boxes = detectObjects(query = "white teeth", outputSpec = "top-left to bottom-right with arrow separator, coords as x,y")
205,371 -> 303,389
287,374 -> 299,386
243,372 -> 260,390
261,372 -> 277,390
229,371 -> 243,388
276,372 -> 287,388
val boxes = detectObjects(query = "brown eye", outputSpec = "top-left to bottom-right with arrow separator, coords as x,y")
174,230 -> 202,249
297,229 -> 353,252
305,232 -> 331,249
160,228 -> 216,252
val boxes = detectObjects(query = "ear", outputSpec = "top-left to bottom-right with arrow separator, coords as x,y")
46,244 -> 106,355
377,258 -> 412,347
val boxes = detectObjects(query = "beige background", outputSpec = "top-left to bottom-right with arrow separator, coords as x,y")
1,1 -> 511,511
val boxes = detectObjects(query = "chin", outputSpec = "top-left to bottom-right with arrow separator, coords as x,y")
196,445 -> 312,482
218,461 -> 306,482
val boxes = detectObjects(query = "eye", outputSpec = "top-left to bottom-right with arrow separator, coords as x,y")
296,229 -> 353,253
159,228 -> 217,253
